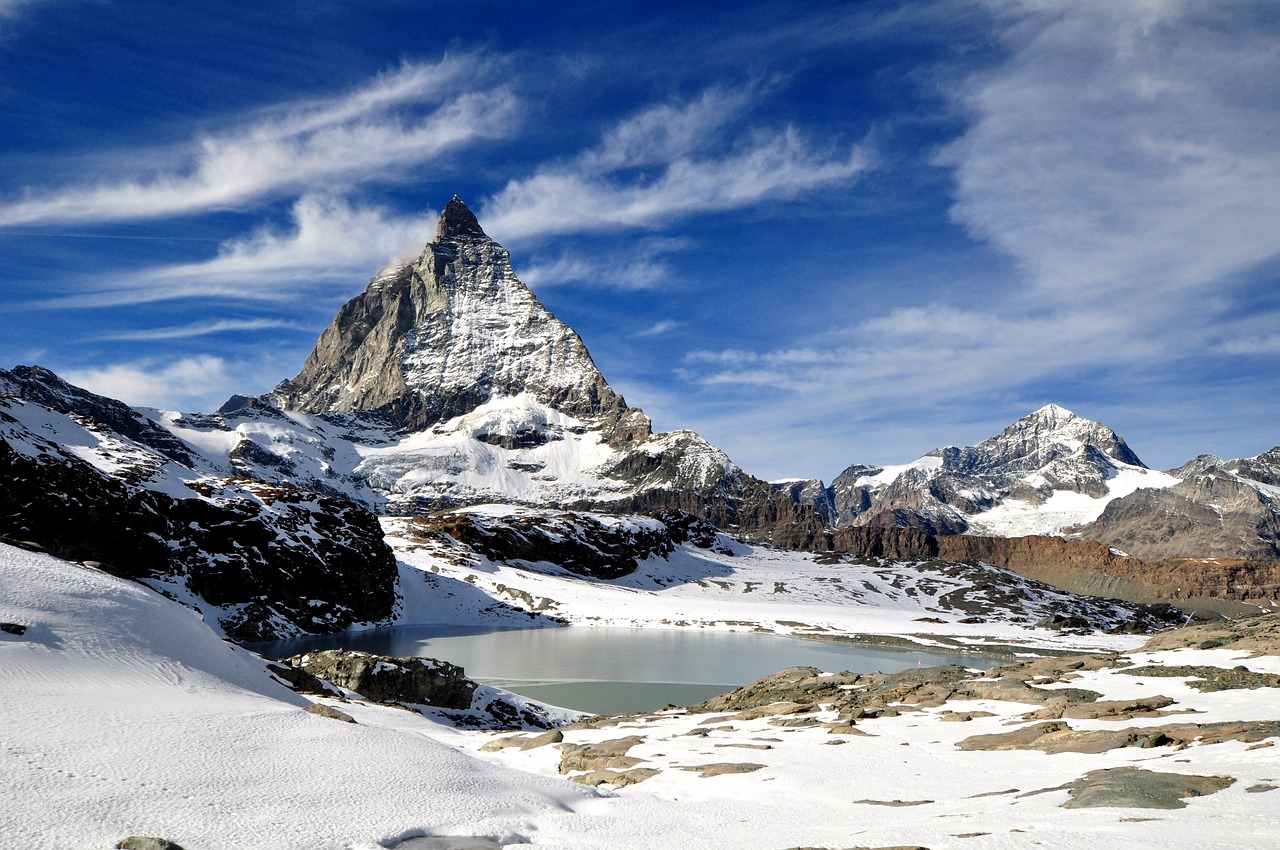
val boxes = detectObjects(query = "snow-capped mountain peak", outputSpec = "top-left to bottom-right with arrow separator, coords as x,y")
816,405 -> 1173,537
967,404 -> 1146,474
273,197 -> 634,436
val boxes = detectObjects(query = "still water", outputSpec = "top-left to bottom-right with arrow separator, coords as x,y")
257,625 -> 1007,715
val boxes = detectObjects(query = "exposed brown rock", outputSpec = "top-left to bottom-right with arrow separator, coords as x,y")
1039,767 -> 1235,809
286,649 -> 476,709
809,524 -> 1280,614
304,704 -> 357,723
568,767 -> 660,787
557,736 -> 647,774
678,762 -> 766,777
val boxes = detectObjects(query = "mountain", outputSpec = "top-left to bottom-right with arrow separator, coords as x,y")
0,199 -> 819,637
1074,445 -> 1280,560
4,197 -> 1275,642
803,404 -> 1176,537
218,197 -> 814,534
272,197 -> 635,438
0,366 -> 398,640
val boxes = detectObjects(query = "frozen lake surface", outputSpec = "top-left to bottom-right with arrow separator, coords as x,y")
257,625 -> 1008,713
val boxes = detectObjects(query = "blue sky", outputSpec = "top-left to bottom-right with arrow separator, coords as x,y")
1,0 -> 1277,481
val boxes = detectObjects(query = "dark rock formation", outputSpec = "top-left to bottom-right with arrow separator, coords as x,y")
0,397 -> 397,641
405,510 -> 683,579
286,649 -> 477,709
1,365 -> 199,468
1076,467 -> 1280,560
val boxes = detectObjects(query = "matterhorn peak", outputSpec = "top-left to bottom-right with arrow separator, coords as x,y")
273,198 -> 643,437
435,195 -> 488,242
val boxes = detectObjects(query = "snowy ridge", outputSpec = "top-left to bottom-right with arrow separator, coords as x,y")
149,392 -> 751,514
814,404 -> 1180,537
384,510 -> 1178,643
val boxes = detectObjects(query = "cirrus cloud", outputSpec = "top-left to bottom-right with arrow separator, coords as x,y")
0,55 -> 517,227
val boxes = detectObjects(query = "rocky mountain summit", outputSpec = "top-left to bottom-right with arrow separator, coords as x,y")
777,404 -> 1279,588
794,404 -> 1173,537
0,199 -> 817,637
214,198 -> 813,533
272,197 -> 636,440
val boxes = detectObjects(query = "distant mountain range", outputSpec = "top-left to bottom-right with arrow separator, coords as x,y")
776,403 -> 1280,561
2,198 -> 1277,638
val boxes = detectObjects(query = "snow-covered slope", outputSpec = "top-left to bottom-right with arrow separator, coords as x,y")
7,541 -> 1280,850
0,543 -> 597,850
385,507 -> 1181,646
0,379 -> 398,640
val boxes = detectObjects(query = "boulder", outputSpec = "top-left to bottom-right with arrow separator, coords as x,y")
117,839 -> 186,850
1047,767 -> 1235,809
287,649 -> 476,709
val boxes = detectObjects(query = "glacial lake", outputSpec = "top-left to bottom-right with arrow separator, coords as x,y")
256,626 -> 1009,715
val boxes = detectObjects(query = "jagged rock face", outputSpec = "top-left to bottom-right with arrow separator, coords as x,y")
1225,445 -> 1280,488
771,479 -> 836,523
818,405 -> 1165,536
0,365 -> 199,468
287,649 -> 477,709
275,197 -> 635,435
407,508 -> 685,580
0,387 -> 397,641
951,403 -> 1144,477
1079,469 -> 1280,560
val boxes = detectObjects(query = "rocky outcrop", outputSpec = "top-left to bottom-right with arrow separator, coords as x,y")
274,197 -> 635,437
771,479 -> 836,524
0,396 -> 397,641
1051,768 -> 1235,810
406,509 -> 686,579
1,365 -> 199,468
809,524 -> 1280,614
286,649 -> 477,709
1075,467 -> 1280,561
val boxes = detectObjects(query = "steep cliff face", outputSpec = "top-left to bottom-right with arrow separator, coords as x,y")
0,385 -> 398,640
274,197 -> 634,437
817,523 -> 1280,615
1076,461 -> 1280,561
239,198 -> 806,537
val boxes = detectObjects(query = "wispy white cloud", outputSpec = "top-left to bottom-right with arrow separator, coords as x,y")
938,0 -> 1280,305
94,318 -> 308,342
1215,334 -> 1280,356
481,88 -> 871,241
517,237 -> 690,291
62,356 -> 238,411
677,1 -> 1280,476
0,56 -> 516,226
43,194 -> 437,307
633,320 -> 679,338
